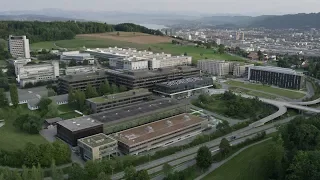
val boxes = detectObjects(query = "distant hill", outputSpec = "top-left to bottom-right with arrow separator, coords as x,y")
0,14 -> 82,22
250,13 -> 320,29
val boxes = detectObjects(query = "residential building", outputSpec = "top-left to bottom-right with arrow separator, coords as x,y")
57,116 -> 104,146
113,113 -> 208,155
86,88 -> 152,113
154,77 -> 213,98
8,35 -> 30,59
78,133 -> 118,161
15,61 -> 59,87
233,64 -> 254,77
65,66 -> 98,75
58,71 -> 107,94
248,66 -> 305,89
106,66 -> 200,90
197,60 -> 231,76
60,51 -> 95,64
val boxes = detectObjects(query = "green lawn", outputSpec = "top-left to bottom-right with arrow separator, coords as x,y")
31,36 -> 246,64
227,80 -> 306,99
202,139 -> 273,180
0,107 -> 47,151
59,112 -> 82,120
229,87 -> 277,99
57,104 -> 75,113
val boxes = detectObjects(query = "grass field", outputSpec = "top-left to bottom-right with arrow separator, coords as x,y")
31,33 -> 246,63
202,139 -> 273,180
227,80 -> 306,99
0,106 -> 47,151
229,87 -> 277,99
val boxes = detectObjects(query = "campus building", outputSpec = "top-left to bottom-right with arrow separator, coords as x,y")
197,60 -> 232,76
78,133 -> 118,161
8,35 -> 30,59
60,51 -> 95,65
15,61 -> 59,87
113,113 -> 208,155
58,71 -> 107,94
65,66 -> 98,75
233,64 -> 254,77
57,116 -> 104,146
154,77 -> 213,98
248,66 -> 305,90
106,66 -> 200,90
86,88 -> 152,113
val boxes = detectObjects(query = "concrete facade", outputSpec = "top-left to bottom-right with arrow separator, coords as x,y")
197,60 -> 231,76
8,35 -> 30,59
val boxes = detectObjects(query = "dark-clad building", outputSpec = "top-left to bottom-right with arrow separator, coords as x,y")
86,88 -> 152,113
106,66 -> 200,90
58,71 -> 107,94
154,77 -> 213,98
248,66 -> 305,90
56,116 -> 103,146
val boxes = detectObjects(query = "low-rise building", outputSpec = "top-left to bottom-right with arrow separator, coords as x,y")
65,66 -> 98,75
233,64 -> 254,77
15,61 -> 59,87
248,66 -> 305,89
57,116 -> 104,146
197,60 -> 231,76
78,133 -> 118,161
58,71 -> 107,94
60,51 -> 95,64
86,88 -> 152,113
27,94 -> 68,110
154,77 -> 213,98
113,113 -> 208,155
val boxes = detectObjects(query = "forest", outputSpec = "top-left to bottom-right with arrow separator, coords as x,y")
0,21 -> 163,43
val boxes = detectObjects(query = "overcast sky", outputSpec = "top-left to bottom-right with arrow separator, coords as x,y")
3,0 -> 320,15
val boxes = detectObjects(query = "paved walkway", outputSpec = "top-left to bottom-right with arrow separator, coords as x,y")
194,138 -> 272,180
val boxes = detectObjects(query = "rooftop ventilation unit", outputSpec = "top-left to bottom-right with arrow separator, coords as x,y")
166,120 -> 173,127
184,115 -> 191,121
77,124 -> 80,126
145,126 -> 154,133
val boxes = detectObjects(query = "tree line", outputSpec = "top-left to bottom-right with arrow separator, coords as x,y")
0,21 -> 163,43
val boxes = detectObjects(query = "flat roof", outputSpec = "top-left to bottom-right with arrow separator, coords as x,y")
114,113 -> 205,146
78,133 -> 117,148
106,66 -> 200,79
157,77 -> 211,87
90,98 -> 181,123
250,66 -> 303,75
87,88 -> 151,104
59,71 -> 107,82
57,116 -> 103,132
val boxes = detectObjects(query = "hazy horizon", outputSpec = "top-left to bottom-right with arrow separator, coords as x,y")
3,0 -> 320,16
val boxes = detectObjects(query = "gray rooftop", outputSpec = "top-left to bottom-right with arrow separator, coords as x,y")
45,117 -> 63,124
78,133 -> 117,148
249,66 -> 303,76
158,77 -> 210,87
50,94 -> 68,103
6,86 -> 48,103
90,98 -> 181,123
59,71 -> 107,82
86,88 -> 151,104
57,116 -> 103,132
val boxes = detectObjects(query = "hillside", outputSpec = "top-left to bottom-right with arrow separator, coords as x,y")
250,13 -> 320,29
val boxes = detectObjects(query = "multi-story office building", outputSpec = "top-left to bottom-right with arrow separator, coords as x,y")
109,57 -> 149,70
57,116 -> 104,146
85,47 -> 154,59
197,60 -> 231,76
58,71 -> 107,94
86,88 -> 152,113
233,64 -> 254,77
154,77 -> 213,98
8,35 -> 30,59
15,61 -> 59,87
106,66 -> 200,90
65,66 -> 98,75
78,133 -> 118,161
113,113 -> 208,155
60,51 -> 95,64
248,66 -> 305,90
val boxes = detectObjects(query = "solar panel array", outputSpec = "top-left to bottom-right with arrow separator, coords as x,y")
163,77 -> 204,87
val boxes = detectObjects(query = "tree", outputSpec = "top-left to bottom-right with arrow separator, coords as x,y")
69,59 -> 77,66
219,138 -> 231,157
22,166 -> 30,180
96,172 -> 111,180
218,44 -> 225,54
9,84 -> 18,107
119,85 -> 127,92
47,88 -> 57,97
68,163 -> 86,180
0,88 -> 8,107
85,84 -> 99,98
38,98 -> 53,116
124,166 -> 136,180
85,160 -> 102,180
99,80 -> 111,96
75,90 -> 86,111
196,146 -> 212,170
45,102 -> 59,118
135,170 -> 150,180
68,88 -> 75,107
148,47 -> 152,51
258,50 -> 263,61
52,140 -> 71,165
14,114 -> 43,134
38,144 -> 53,167
216,120 -> 231,133
162,163 -> 173,176
51,160 -> 64,180
184,52 -> 188,56
111,84 -> 119,94
23,143 -> 40,167
83,60 -> 89,65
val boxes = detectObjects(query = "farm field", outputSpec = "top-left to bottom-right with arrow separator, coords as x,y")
31,32 -> 246,63
227,80 -> 306,99
202,139 -> 273,180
